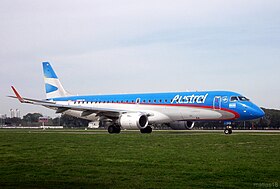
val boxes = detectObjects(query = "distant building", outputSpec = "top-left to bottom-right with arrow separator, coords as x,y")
10,109 -> 15,118
16,109 -> 20,118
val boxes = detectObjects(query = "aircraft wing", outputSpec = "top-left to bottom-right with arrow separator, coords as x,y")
9,86 -> 129,118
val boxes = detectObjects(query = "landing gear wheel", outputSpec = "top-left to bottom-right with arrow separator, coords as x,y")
108,126 -> 115,134
115,126 -> 121,134
224,129 -> 229,134
108,125 -> 121,134
140,126 -> 152,134
224,126 -> 232,135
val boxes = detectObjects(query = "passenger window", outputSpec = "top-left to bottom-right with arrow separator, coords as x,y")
230,96 -> 238,102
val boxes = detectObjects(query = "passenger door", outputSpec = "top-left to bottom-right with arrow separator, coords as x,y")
213,96 -> 221,110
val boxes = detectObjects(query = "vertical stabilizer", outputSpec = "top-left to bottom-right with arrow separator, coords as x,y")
42,62 -> 71,99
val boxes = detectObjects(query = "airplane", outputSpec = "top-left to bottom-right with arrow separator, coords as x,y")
9,62 -> 265,134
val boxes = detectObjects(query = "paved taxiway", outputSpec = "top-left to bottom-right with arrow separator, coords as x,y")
12,129 -> 279,135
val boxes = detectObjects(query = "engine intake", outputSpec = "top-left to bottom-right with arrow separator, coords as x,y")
169,121 -> 195,130
119,113 -> 148,130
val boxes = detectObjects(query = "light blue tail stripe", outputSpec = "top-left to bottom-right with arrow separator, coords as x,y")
45,84 -> 58,93
43,62 -> 58,79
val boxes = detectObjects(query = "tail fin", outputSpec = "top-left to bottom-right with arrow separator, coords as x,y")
42,62 -> 71,99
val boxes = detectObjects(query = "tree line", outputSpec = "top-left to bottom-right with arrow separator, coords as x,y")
2,113 -> 90,128
1,108 -> 280,129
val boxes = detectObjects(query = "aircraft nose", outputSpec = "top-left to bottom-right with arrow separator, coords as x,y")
257,108 -> 265,118
251,107 -> 265,119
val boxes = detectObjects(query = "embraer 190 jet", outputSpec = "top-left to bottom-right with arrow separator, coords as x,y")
10,62 -> 265,134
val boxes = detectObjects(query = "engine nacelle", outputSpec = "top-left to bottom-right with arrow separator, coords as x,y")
169,121 -> 195,130
119,113 -> 148,130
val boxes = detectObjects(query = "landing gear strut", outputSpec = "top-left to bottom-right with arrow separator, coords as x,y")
224,125 -> 232,135
108,125 -> 121,134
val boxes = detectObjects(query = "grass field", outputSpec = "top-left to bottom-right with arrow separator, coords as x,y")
0,130 -> 279,189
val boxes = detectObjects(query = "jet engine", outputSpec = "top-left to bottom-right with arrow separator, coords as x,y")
119,113 -> 149,130
169,121 -> 195,130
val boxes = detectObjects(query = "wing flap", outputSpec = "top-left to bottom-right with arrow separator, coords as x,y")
56,107 -> 71,114
81,110 -> 95,117
38,101 -> 124,118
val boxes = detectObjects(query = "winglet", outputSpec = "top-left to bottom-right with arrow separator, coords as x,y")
11,86 -> 24,103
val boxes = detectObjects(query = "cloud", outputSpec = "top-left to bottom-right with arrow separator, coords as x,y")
1,0 -> 279,56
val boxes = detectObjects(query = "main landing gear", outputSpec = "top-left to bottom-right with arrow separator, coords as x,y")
224,125 -> 232,135
140,126 -> 152,134
108,125 -> 121,134
107,125 -> 153,134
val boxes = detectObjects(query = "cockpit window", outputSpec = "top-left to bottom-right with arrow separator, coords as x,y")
230,96 -> 238,102
238,96 -> 250,101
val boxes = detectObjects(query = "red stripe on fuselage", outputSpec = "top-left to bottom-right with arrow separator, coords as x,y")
94,102 -> 240,120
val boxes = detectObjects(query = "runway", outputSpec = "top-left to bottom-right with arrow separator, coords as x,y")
2,129 -> 277,136
1,127 -> 280,135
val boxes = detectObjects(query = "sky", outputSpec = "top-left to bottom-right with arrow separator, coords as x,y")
0,0 -> 279,118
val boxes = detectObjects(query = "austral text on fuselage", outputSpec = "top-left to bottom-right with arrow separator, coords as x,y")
171,94 -> 208,104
